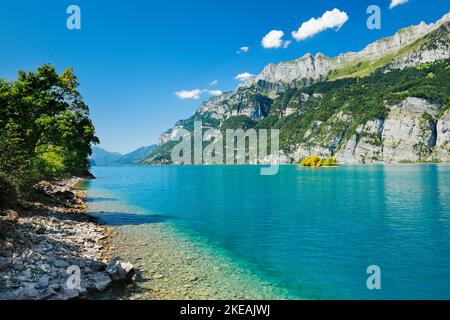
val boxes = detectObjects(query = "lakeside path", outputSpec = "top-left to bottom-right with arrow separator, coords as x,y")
85,189 -> 294,300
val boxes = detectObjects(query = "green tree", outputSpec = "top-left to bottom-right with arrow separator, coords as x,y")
0,65 -> 98,202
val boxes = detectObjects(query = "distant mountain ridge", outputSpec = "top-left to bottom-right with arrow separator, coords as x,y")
242,11 -> 450,87
91,145 -> 156,166
145,11 -> 450,165
90,147 -> 122,166
112,145 -> 156,166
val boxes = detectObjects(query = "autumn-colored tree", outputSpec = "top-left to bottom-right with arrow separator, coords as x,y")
301,155 -> 338,168
301,155 -> 321,167
323,156 -> 338,167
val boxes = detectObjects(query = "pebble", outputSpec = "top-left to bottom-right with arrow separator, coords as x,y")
0,178 -> 134,300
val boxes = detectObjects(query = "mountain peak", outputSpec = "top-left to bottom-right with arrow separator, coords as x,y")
241,10 -> 450,87
436,11 -> 450,25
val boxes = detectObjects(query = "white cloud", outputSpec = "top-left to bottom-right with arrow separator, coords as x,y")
237,46 -> 250,54
175,89 -> 202,100
210,80 -> 219,86
389,0 -> 409,9
292,8 -> 349,41
234,72 -> 256,82
261,30 -> 290,49
204,89 -> 223,96
175,88 -> 224,100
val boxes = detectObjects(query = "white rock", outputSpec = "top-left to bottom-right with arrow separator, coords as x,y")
106,256 -> 135,283
382,98 -> 438,163
434,111 -> 450,161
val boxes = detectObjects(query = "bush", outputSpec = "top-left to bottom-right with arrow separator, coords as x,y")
323,156 -> 338,167
301,155 -> 338,168
301,155 -> 321,167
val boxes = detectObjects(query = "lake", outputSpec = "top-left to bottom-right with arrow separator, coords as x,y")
85,165 -> 450,299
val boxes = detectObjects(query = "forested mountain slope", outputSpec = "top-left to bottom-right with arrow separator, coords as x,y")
145,13 -> 450,165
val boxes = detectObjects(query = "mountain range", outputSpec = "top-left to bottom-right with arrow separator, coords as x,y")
146,11 -> 450,165
90,145 -> 156,166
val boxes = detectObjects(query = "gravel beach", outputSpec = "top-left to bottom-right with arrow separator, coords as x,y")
0,178 -> 134,300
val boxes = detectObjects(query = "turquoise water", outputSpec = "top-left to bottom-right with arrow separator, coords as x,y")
86,165 -> 450,300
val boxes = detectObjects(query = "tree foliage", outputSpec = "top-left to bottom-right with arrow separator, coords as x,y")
301,155 -> 338,168
0,65 -> 98,203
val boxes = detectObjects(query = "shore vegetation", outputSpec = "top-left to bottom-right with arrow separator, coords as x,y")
0,65 -> 98,206
301,155 -> 338,168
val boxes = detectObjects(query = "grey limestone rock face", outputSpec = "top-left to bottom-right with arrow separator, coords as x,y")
382,98 -> 439,163
434,111 -> 450,161
336,119 -> 384,164
292,98 -> 445,164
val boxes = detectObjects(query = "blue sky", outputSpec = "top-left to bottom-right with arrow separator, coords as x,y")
0,0 -> 449,153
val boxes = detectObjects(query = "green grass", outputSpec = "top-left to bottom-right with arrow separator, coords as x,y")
329,52 -> 399,80
328,26 -> 438,81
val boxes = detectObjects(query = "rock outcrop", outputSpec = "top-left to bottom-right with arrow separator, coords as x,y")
434,110 -> 450,160
388,22 -> 450,71
106,256 -> 135,282
197,91 -> 272,122
252,53 -> 335,85
382,98 -> 439,163
242,13 -> 450,88
336,119 -> 384,164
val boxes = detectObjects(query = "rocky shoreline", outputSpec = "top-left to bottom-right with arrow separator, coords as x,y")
0,177 -> 134,300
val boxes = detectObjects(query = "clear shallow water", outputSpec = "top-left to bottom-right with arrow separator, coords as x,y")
86,165 -> 450,300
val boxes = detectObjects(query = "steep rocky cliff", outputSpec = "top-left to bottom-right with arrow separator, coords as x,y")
243,12 -> 450,87
145,12 -> 450,165
333,98 -> 445,164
